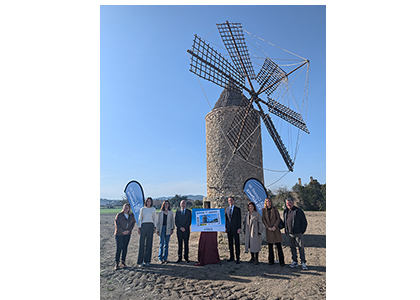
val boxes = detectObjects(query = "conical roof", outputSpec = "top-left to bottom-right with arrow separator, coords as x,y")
213,80 -> 248,109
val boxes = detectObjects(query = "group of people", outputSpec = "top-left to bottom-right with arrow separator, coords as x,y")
227,196 -> 308,269
113,196 -> 308,270
113,198 -> 191,269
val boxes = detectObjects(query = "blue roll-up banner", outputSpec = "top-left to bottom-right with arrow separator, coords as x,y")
243,178 -> 268,215
124,180 -> 144,225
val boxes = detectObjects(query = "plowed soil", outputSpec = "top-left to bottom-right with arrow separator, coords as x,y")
100,211 -> 326,299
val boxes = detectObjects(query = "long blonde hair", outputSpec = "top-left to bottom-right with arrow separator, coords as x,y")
264,198 -> 273,209
121,203 -> 131,213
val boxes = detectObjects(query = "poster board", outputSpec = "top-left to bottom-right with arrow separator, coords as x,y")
191,208 -> 225,232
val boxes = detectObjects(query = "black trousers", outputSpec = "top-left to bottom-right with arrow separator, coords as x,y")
268,242 -> 285,265
137,222 -> 154,264
177,229 -> 190,260
115,234 -> 131,262
227,230 -> 240,260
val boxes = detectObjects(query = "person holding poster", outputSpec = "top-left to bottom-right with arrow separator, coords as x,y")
175,200 -> 192,263
114,203 -> 136,270
136,197 -> 157,267
243,201 -> 264,265
156,200 -> 174,264
195,202 -> 220,266
262,198 -> 285,266
225,197 -> 241,264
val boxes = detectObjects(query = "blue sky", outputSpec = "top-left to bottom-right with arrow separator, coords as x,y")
2,2 -> 419,298
101,5 -> 326,199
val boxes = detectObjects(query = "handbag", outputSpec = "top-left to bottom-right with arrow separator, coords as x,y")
278,218 -> 285,230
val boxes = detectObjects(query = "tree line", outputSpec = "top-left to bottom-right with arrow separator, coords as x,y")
119,180 -> 326,212
268,180 -> 326,211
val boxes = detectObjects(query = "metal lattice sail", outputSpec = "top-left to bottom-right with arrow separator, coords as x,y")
187,21 -> 310,172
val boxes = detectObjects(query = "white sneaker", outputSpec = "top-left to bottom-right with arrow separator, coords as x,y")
289,261 -> 299,268
301,263 -> 308,270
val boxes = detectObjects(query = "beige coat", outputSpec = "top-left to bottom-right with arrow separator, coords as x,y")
243,211 -> 264,253
156,210 -> 175,236
262,207 -> 283,244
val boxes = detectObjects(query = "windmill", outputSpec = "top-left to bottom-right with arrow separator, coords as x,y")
187,21 -> 310,173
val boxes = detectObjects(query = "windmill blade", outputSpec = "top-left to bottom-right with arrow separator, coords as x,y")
217,21 -> 256,83
256,58 -> 286,96
187,35 -> 245,94
227,100 -> 260,160
258,110 -> 294,172
261,97 -> 310,134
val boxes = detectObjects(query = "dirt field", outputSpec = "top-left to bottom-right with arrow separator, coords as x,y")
100,211 -> 326,300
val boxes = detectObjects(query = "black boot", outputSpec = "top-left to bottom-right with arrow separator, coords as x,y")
254,252 -> 259,265
277,243 -> 285,266
248,252 -> 255,263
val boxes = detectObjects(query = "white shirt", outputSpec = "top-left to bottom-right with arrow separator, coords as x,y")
138,206 -> 157,228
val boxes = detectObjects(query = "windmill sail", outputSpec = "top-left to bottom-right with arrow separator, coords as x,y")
226,100 -> 259,160
258,111 -> 294,172
264,98 -> 310,134
217,21 -> 256,81
187,21 -> 309,172
256,58 -> 286,96
187,35 -> 245,94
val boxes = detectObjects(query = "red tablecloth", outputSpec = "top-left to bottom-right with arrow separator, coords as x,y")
195,232 -> 220,266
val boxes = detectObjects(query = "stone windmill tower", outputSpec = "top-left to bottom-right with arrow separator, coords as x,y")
187,21 -> 310,233
204,82 -> 264,216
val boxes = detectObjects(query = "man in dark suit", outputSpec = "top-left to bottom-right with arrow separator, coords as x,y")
225,196 -> 241,264
175,200 -> 192,263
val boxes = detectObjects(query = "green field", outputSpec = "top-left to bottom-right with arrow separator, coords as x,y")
100,206 -> 123,214
100,207 -> 179,215
99,207 -> 199,215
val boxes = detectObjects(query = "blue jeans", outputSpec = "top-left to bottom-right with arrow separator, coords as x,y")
158,225 -> 171,261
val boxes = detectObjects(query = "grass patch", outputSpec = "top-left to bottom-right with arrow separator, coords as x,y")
100,207 -> 182,215
100,206 -> 123,214
100,206 -> 193,215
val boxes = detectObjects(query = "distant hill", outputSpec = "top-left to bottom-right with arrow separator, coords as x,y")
100,198 -> 122,207
155,195 -> 205,201
101,195 -> 206,206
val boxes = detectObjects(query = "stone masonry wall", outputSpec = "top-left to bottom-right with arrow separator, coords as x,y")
204,105 -> 265,244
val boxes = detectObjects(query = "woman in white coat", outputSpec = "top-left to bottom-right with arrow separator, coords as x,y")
156,200 -> 175,263
243,201 -> 264,265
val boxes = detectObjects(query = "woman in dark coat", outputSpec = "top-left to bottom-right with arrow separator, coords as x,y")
114,203 -> 136,270
262,198 -> 285,266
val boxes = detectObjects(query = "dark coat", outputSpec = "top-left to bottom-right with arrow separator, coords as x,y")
283,206 -> 307,234
262,207 -> 284,244
114,212 -> 136,236
225,205 -> 241,233
175,209 -> 192,233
